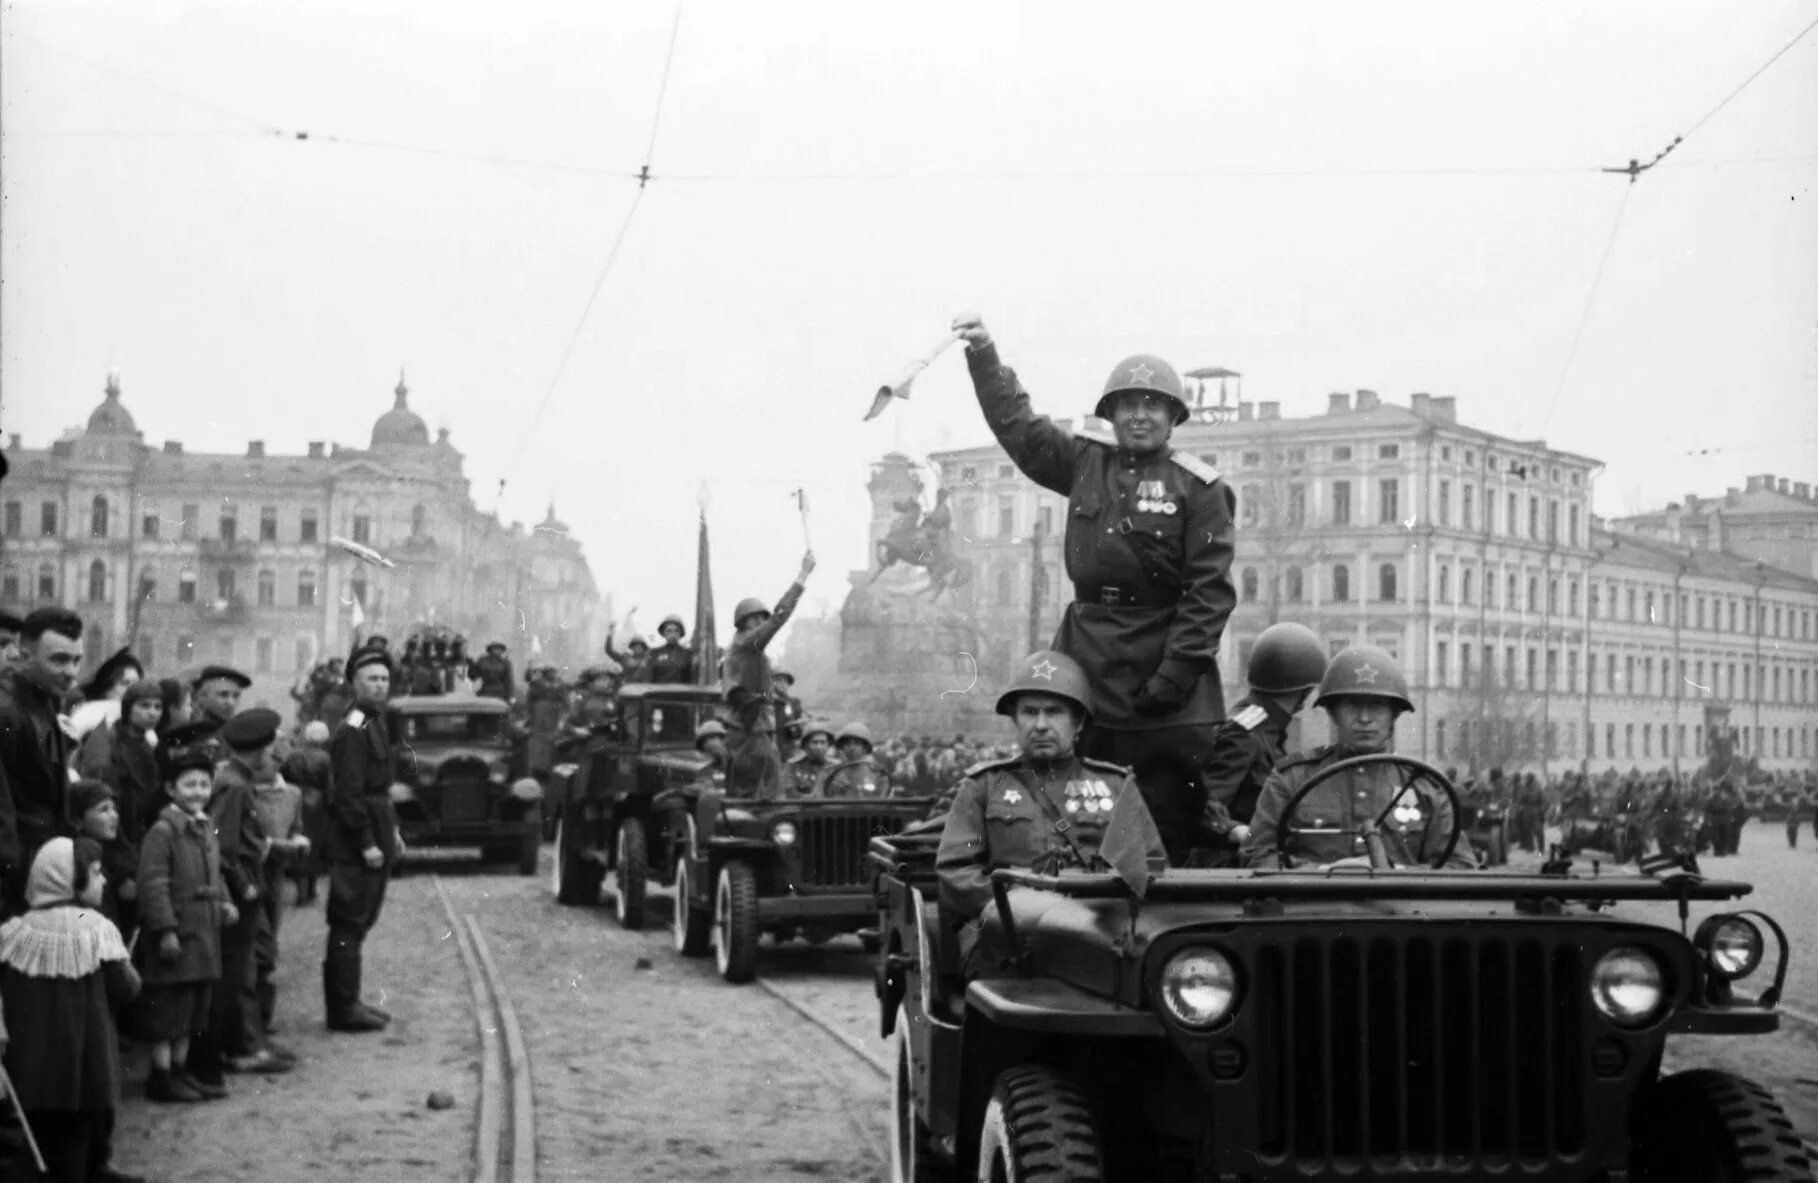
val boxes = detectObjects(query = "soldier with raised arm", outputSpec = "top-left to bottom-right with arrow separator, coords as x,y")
721,550 -> 816,799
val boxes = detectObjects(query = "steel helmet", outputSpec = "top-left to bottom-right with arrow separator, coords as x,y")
696,719 -> 728,741
1247,622 -> 1330,694
658,614 -> 687,638
836,721 -> 874,750
732,597 -> 771,628
800,718 -> 836,744
1315,645 -> 1413,714
625,634 -> 650,652
995,649 -> 1092,720
1093,354 -> 1189,426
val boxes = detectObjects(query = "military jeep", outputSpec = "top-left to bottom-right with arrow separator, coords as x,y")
386,693 -> 541,875
666,786 -> 935,984
870,753 -> 1807,1182
548,684 -> 723,929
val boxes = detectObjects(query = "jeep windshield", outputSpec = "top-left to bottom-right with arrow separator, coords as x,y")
398,713 -> 506,745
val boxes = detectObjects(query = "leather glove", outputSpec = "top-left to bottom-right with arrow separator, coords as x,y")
158,931 -> 182,965
1133,676 -> 1188,718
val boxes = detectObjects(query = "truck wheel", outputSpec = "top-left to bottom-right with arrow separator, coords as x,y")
1633,1069 -> 1812,1182
553,816 -> 604,906
977,1065 -> 1103,1182
614,820 -> 648,931
712,860 -> 760,984
672,854 -> 711,956
517,821 -> 540,877
890,1005 -> 946,1183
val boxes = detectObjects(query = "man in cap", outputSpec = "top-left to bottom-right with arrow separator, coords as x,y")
822,722 -> 890,798
1243,645 -> 1474,870
1188,622 -> 1329,866
722,550 -> 817,799
187,664 -> 252,766
647,615 -> 695,684
936,650 -> 1166,978
0,607 -> 85,914
0,609 -> 22,669
952,313 -> 1237,859
786,719 -> 838,796
322,647 -> 402,1032
470,642 -> 515,703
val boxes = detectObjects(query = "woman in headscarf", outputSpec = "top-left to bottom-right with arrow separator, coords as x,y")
0,836 -> 144,1183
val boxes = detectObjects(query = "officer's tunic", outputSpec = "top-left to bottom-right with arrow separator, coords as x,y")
1191,696 -> 1294,863
325,701 -> 400,947
646,641 -> 695,685
786,754 -> 832,797
1243,746 -> 1476,870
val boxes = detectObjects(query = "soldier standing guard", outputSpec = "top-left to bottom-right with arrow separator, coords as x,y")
1191,622 -> 1329,865
954,312 -> 1238,863
321,647 -> 402,1032
721,551 -> 816,799
470,642 -> 515,703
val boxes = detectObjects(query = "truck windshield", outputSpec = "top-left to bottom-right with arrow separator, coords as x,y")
401,713 -> 504,744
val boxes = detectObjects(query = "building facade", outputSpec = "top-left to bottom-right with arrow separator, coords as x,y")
1,372 -> 603,712
923,389 -> 1818,775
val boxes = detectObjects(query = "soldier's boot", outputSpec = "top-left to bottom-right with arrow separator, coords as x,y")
323,954 -> 385,1033
349,955 -> 391,1023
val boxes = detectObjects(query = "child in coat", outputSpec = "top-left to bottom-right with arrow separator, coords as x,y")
135,748 -> 237,1103
0,837 -> 145,1183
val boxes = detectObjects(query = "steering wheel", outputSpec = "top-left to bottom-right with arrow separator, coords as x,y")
1274,754 -> 1463,869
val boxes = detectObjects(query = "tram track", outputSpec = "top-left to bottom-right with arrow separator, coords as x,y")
750,971 -> 892,1171
435,875 -> 538,1183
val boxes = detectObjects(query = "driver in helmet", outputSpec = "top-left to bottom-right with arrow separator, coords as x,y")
1243,645 -> 1474,870
937,651 -> 1166,978
786,719 -> 838,796
1187,622 -> 1329,866
694,720 -> 729,778
822,722 -> 890,798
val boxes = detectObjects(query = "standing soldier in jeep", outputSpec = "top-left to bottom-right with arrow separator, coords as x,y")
722,551 -> 816,799
646,615 -> 695,684
952,311 -> 1238,864
469,642 -> 515,704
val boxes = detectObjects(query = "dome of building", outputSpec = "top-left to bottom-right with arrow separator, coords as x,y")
371,371 -> 430,448
85,371 -> 138,436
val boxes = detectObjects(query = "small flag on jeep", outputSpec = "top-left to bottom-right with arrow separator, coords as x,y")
1099,781 -> 1163,900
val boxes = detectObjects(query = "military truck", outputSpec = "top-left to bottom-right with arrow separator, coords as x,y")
386,693 -> 542,875
548,683 -> 724,929
870,753 -> 1807,1182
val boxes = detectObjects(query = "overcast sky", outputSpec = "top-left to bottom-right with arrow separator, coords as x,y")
4,1 -> 1814,641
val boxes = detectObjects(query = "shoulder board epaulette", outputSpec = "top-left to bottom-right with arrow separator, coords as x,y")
963,756 -> 1023,779
1231,704 -> 1268,732
1071,424 -> 1118,448
1169,450 -> 1221,484
343,708 -> 366,729
1080,756 -> 1134,777
1277,744 -> 1330,770
785,752 -> 805,765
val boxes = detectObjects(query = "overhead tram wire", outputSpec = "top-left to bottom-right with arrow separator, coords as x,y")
1535,184 -> 1633,441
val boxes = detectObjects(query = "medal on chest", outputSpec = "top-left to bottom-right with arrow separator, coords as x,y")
1134,479 -> 1178,516
1064,779 -> 1113,815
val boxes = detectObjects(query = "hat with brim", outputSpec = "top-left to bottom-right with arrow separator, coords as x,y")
347,648 -> 395,681
195,664 -> 252,689
487,643 -> 508,654
219,707 -> 282,753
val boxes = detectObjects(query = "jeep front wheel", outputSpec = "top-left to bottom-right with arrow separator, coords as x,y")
552,815 -> 603,906
890,1007 -> 946,1183
711,860 -> 760,983
976,1065 -> 1103,1182
1632,1069 -> 1813,1182
614,820 -> 648,930
672,854 -> 711,956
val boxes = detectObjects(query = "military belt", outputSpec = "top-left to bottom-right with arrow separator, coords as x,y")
1075,583 -> 1180,609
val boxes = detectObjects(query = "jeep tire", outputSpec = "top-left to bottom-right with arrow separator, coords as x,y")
614,819 -> 648,931
977,1064 -> 1103,1182
890,1006 -> 944,1183
672,854 -> 711,956
1632,1069 -> 1813,1182
712,860 -> 760,984
552,815 -> 604,906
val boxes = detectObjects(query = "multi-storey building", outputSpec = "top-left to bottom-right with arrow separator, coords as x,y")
1607,473 -> 1818,580
1,372 -> 603,712
923,389 -> 1817,774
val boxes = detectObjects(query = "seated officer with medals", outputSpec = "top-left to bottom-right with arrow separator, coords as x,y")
936,650 -> 1166,978
1243,645 -> 1475,870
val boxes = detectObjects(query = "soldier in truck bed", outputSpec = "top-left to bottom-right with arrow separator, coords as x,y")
952,311 -> 1237,865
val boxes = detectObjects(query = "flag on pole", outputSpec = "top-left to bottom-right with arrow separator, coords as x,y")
349,592 -> 366,646
1098,781 -> 1164,900
693,507 -> 719,685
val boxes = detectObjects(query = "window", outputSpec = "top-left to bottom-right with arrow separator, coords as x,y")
1508,573 -> 1519,610
177,635 -> 195,665
1461,484 -> 1475,530
1287,484 -> 1306,526
1240,485 -> 1261,526
1240,568 -> 1259,601
38,563 -> 57,600
1460,644 -> 1473,687
1568,579 -> 1579,617
1546,648 -> 1558,690
1461,568 -> 1474,605
87,560 -> 107,603
1643,724 -> 1652,759
1332,565 -> 1350,602
1568,505 -> 1581,546
960,466 -> 976,482
1644,591 -> 1655,624
1546,500 -> 1559,544
1378,443 -> 1400,460
255,637 -> 274,673
996,464 -> 1013,479
995,568 -> 1012,601
2,502 -> 17,536
1625,723 -> 1635,757
1643,656 -> 1655,697
1331,481 -> 1352,525
1241,451 -> 1261,468
997,499 -> 1013,537
352,514 -> 372,544
41,502 -> 58,537
1036,505 -> 1053,534
300,510 -> 319,543
295,637 -> 313,672
1487,456 -> 1498,472
1285,567 -> 1303,602
1437,565 -> 1451,603
1625,655 -> 1635,694
1438,480 -> 1451,525
142,510 -> 159,539
1435,719 -> 1447,759
1435,641 -> 1449,687
217,568 -> 237,602
1528,495 -> 1540,539
1378,563 -> 1397,602
178,570 -> 197,604
90,496 -> 109,538
0,570 -> 16,600
1526,648 -> 1538,690
1332,446 -> 1352,462
219,511 -> 237,542
1378,479 -> 1400,524
1547,578 -> 1559,616
138,569 -> 157,604
297,569 -> 317,608
181,504 -> 198,541
1728,600 -> 1737,632
1626,587 -> 1637,620
257,569 -> 276,607
1507,492 -> 1519,537
260,506 -> 278,542
1441,446 -> 1453,462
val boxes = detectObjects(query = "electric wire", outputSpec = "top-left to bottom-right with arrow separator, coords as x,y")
1536,184 -> 1633,440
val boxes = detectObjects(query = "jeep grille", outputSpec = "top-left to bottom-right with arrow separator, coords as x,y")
436,760 -> 490,824
796,812 -> 911,888
1252,933 -> 1585,1169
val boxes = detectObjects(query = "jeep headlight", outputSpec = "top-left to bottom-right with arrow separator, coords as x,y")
388,782 -> 416,804
1694,915 -> 1764,981
488,762 -> 509,785
1590,948 -> 1666,1027
1158,947 -> 1239,1029
509,777 -> 543,802
772,821 -> 798,847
